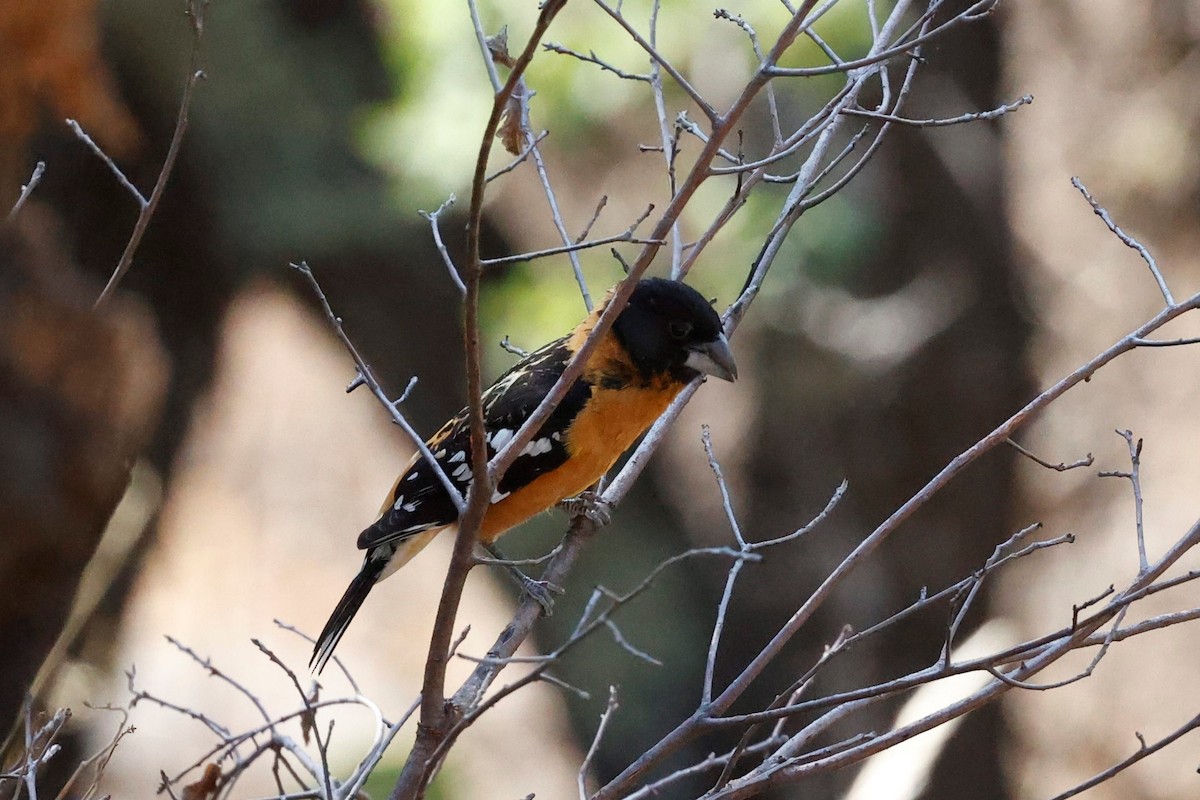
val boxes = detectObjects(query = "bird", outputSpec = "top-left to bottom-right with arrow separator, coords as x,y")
311,277 -> 737,672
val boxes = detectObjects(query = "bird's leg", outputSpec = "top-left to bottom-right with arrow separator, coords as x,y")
559,490 -> 613,527
479,542 -> 562,615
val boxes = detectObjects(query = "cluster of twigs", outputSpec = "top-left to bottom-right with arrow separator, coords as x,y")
2,700 -> 131,800
114,623 -> 414,800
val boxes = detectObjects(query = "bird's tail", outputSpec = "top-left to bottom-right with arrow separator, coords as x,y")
310,551 -> 389,674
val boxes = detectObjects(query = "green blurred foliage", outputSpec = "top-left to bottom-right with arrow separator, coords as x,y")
364,0 -> 881,197
361,758 -> 453,800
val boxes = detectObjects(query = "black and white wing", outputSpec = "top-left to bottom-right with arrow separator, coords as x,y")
356,337 -> 592,550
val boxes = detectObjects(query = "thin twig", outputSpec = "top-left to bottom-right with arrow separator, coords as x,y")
93,0 -> 208,308
480,230 -> 663,266
1131,335 -> 1200,347
543,43 -> 650,81
486,130 -> 550,183
1006,438 -> 1094,471
841,94 -> 1032,127
603,619 -> 663,666
499,336 -> 530,358
578,688 -> 620,800
1072,176 -> 1174,306
592,0 -> 717,121
7,160 -> 46,222
1047,713 -> 1200,800
942,522 -> 1044,659
290,261 -> 464,514
67,120 -> 147,206
765,0 -> 995,78
576,195 -> 608,244
987,607 -> 1128,691
1098,429 -> 1149,573
702,426 -> 747,548
274,619 -> 361,694
252,640 -> 335,800
419,195 -> 465,295
751,480 -> 848,550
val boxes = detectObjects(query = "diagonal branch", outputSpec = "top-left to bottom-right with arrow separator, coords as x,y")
1072,176 -> 1174,307
93,0 -> 207,309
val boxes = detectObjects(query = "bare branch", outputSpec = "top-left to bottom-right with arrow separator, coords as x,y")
600,283 -> 1200,796
578,688 -> 620,800
93,0 -> 208,308
592,0 -> 717,121
486,130 -> 550,183
987,607 -> 1128,691
7,160 -> 46,222
480,229 -> 663,267
603,620 -> 663,666
1072,176 -> 1174,306
499,335 -> 530,358
701,425 -> 747,548
1006,438 -> 1094,471
751,480 -> 848,550
275,619 -> 361,695
576,195 -> 608,243
67,119 -> 147,207
290,261 -> 465,514
1098,429 -> 1149,573
418,195 -> 465,296
1047,714 -> 1200,800
253,639 -> 334,799
393,3 -> 573,795
544,43 -> 650,81
765,0 -> 996,78
841,94 -> 1033,127
1131,335 -> 1200,347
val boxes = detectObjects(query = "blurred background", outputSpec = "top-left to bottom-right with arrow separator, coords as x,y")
2,0 -> 1200,798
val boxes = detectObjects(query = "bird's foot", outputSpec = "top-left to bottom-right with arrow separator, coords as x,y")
481,542 -> 563,616
559,491 -> 613,527
520,576 -> 564,616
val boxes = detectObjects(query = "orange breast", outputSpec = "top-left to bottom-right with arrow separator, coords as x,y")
478,377 -> 682,542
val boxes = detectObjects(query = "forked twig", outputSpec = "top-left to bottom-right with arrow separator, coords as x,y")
92,0 -> 208,308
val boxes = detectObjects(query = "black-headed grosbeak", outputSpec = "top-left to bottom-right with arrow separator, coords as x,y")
311,278 -> 737,671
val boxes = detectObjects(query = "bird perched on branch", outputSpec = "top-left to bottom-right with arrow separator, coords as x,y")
311,278 -> 737,672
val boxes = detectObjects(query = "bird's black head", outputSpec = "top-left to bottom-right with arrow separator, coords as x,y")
611,278 -> 738,384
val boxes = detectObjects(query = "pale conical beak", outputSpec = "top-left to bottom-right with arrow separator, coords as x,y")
685,333 -> 738,382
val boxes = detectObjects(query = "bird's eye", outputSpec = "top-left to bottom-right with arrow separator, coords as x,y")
669,321 -> 692,340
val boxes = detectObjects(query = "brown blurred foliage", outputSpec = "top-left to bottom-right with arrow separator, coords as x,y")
0,0 -> 139,197
0,211 -> 166,744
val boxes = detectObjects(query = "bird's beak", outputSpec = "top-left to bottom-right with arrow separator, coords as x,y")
685,333 -> 738,382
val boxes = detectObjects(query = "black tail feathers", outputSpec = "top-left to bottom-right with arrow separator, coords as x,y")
310,554 -> 387,674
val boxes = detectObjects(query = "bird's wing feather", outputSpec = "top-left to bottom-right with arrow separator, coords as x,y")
356,337 -> 592,550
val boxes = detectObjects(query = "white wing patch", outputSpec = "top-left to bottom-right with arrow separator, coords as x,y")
391,493 -> 424,514
489,428 -> 514,451
521,437 -> 553,457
